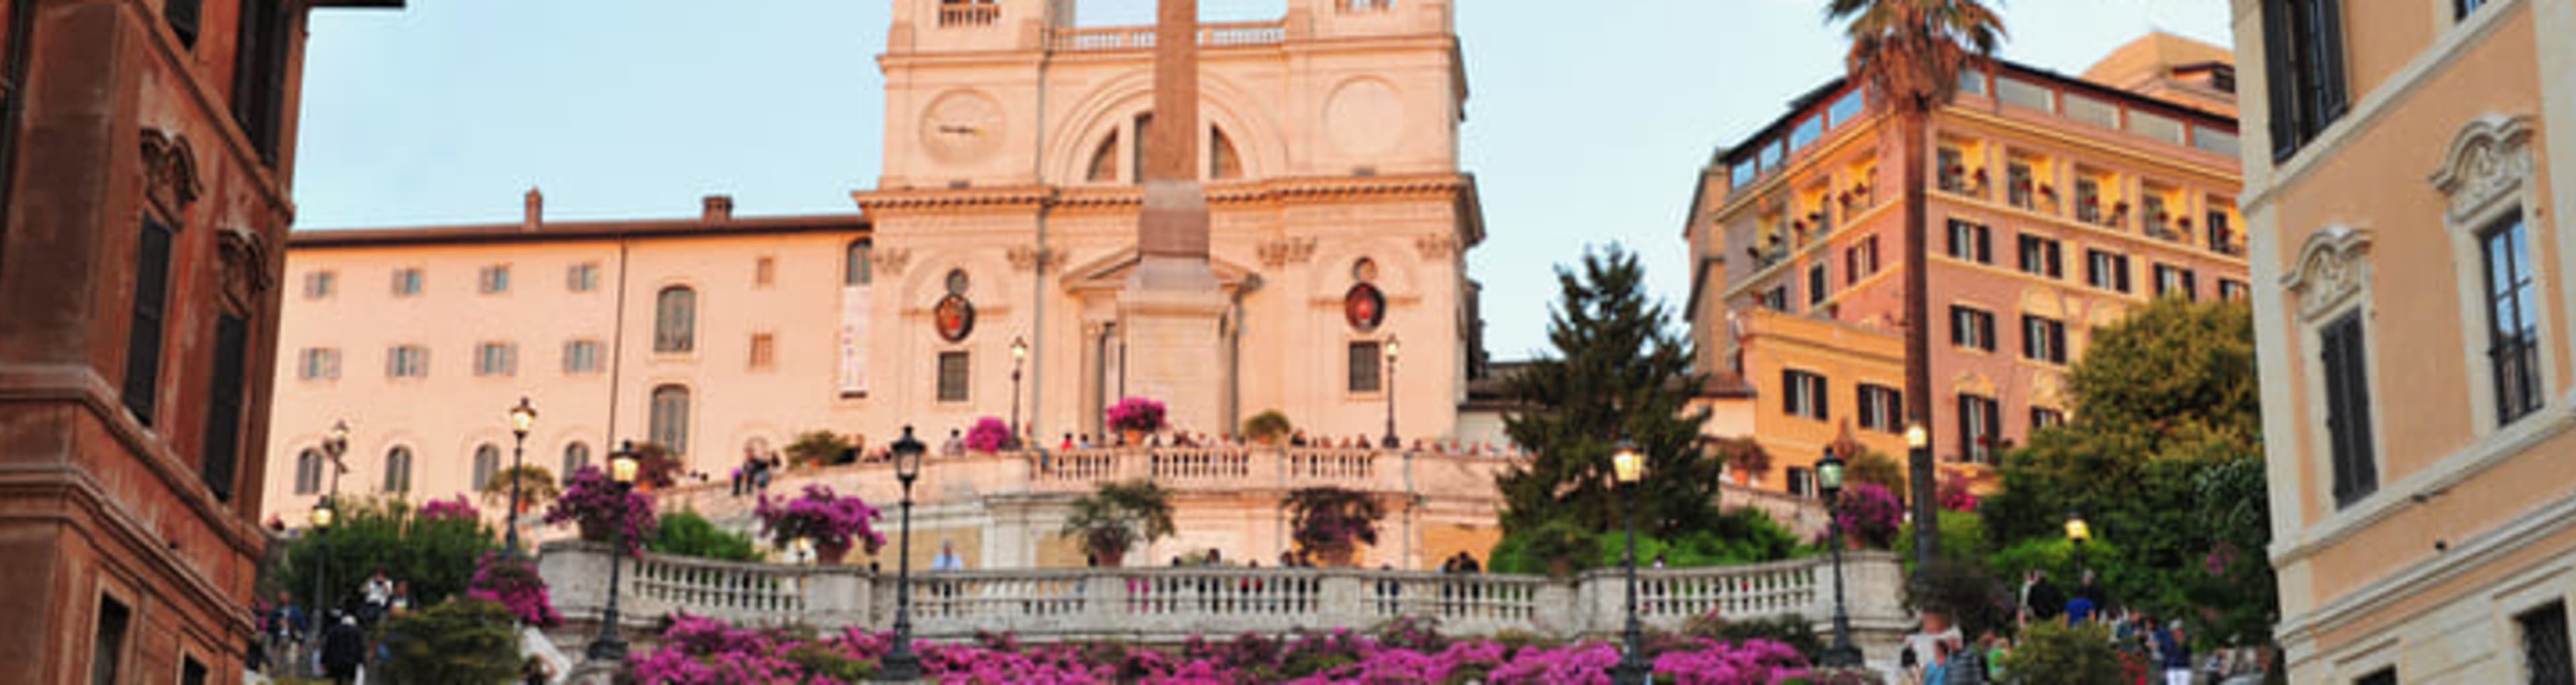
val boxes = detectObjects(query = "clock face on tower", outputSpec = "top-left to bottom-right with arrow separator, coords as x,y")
920,89 -> 1006,163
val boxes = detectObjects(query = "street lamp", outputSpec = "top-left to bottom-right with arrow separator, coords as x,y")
586,443 -> 639,662
1904,422 -> 1936,567
307,496 -> 335,678
505,397 -> 537,555
1610,440 -> 1649,685
321,420 -> 349,499
1010,336 -> 1028,447
2065,511 -> 2092,574
1816,448 -> 1863,668
882,426 -> 930,681
1381,335 -> 1401,449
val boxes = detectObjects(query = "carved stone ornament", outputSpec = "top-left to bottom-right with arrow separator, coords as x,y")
1415,234 -> 1460,260
2429,115 -> 2536,222
1007,246 -> 1069,272
140,128 -> 203,213
1257,238 -> 1317,268
2280,226 -> 2373,320
871,247 -> 914,277
216,226 -> 274,310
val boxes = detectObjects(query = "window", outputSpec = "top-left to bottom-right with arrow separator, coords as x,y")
2518,601 -> 2572,685
294,449 -> 324,495
755,256 -> 776,288
2075,177 -> 2105,225
2031,407 -> 2066,431
1782,370 -> 1829,421
2220,278 -> 2251,301
566,262 -> 599,292
181,656 -> 207,685
2483,217 -> 2544,425
2017,235 -> 2063,278
2143,193 -> 2174,235
1807,263 -> 1829,307
563,340 -> 601,374
2087,250 -> 2133,293
91,594 -> 129,685
1996,75 -> 2053,111
299,348 -> 341,380
2457,0 -> 2491,19
847,240 -> 874,286
123,217 -> 175,425
655,286 -> 696,353
749,333 -> 777,370
1760,286 -> 1790,313
2320,311 -> 2379,507
1785,467 -> 1814,498
1858,384 -> 1902,432
1951,307 -> 1996,352
1827,89 -> 1866,125
2006,161 -> 2035,209
304,270 -> 335,299
164,0 -> 201,48
2355,668 -> 2396,685
1937,148 -> 1968,194
1348,342 -> 1384,393
649,385 -> 692,455
1212,127 -> 1243,179
384,446 -> 413,492
2209,209 -> 2241,256
387,345 -> 429,378
201,313 -> 248,500
2063,93 -> 2118,129
1958,394 -> 2001,464
478,264 -> 511,293
1845,236 -> 1881,284
2155,264 -> 2199,300
475,342 -> 517,376
2023,315 -> 2068,364
2261,0 -> 2349,160
1089,131 -> 1122,182
1946,219 -> 1992,264
938,352 -> 972,402
231,0 -> 290,164
563,442 -> 592,477
1788,115 -> 1824,153
391,268 -> 423,297
472,444 -> 502,490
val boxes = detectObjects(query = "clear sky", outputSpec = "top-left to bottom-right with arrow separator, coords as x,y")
294,0 -> 2236,362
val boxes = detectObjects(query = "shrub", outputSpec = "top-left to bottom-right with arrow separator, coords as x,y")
1682,611 -> 1823,664
1896,509 -> 1988,572
1904,558 -> 2013,639
466,551 -> 559,627
1845,448 -> 1907,494
965,417 -> 1014,452
1832,482 -> 1903,549
2000,621 -> 2128,685
649,511 -> 760,562
1059,480 -> 1175,564
475,465 -> 559,512
417,494 -> 480,522
1242,410 -> 1293,443
268,495 -> 498,613
541,466 -> 657,549
753,484 -> 887,554
371,598 -> 521,684
1285,486 -> 1384,566
783,431 -> 849,468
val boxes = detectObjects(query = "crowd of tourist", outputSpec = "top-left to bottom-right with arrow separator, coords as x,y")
250,568 -> 419,684
1890,568 -> 2264,684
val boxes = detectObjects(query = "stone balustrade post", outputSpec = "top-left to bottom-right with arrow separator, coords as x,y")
537,541 -> 612,624
1530,579 -> 1578,635
804,567 -> 874,629
1081,574 -> 1126,627
1316,573 -> 1368,629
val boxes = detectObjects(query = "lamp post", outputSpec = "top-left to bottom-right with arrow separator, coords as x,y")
1817,448 -> 1863,668
882,427 -> 930,681
307,496 -> 335,678
321,420 -> 349,500
1381,335 -> 1401,449
505,397 -> 537,555
1010,336 -> 1028,447
1610,440 -> 1650,685
2065,511 -> 2092,576
586,443 -> 639,662
1904,423 -> 1935,568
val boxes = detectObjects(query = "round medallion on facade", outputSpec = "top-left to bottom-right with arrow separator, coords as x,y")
920,89 -> 1006,163
934,294 -> 976,343
1324,78 -> 1405,157
1344,283 -> 1386,333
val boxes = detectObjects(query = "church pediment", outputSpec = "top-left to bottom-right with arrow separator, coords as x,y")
1059,247 -> 1262,295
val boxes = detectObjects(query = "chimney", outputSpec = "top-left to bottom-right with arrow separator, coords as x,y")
522,187 -> 543,231
702,194 -> 735,222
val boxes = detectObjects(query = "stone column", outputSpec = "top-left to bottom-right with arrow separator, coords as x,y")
1120,0 -> 1230,433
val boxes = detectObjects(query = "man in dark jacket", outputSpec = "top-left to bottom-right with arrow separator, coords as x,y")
319,613 -> 368,684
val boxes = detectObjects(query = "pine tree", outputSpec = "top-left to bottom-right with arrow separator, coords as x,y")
1497,246 -> 1720,538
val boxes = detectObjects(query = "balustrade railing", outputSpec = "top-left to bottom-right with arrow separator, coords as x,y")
1049,21 -> 1285,52
1285,449 -> 1375,484
630,554 -> 808,621
938,3 -> 1000,27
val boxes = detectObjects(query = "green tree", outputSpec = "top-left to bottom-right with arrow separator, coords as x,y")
1496,246 -> 1720,539
784,430 -> 850,468
1829,0 -> 2007,563
649,510 -> 761,562
271,495 -> 498,613
1980,299 -> 2274,646
1060,479 -> 1176,566
372,598 -> 522,684
2000,621 -> 2130,685
1845,447 -> 1906,495
1284,486 -> 1384,566
1242,410 -> 1294,443
476,464 -> 559,513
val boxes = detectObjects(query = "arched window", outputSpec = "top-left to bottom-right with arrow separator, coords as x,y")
1212,127 -> 1242,180
294,448 -> 324,494
384,446 -> 413,492
649,384 -> 692,456
845,239 -> 874,286
1130,112 -> 1154,186
472,443 -> 502,490
654,286 -> 696,352
1087,131 -> 1120,182
562,441 -> 592,476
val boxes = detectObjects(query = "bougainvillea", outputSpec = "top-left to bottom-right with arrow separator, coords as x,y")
464,551 -> 560,627
753,484 -> 887,554
418,494 -> 481,522
1284,487 -> 1384,566
1105,397 -> 1167,434
1832,482 -> 1904,549
541,466 -> 657,552
1937,477 -> 1981,513
965,417 -> 1014,453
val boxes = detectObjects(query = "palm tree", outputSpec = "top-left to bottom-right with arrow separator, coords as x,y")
1059,479 -> 1175,568
1826,0 -> 2005,564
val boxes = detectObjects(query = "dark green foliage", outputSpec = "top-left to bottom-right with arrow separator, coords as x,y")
785,430 -> 849,468
649,510 -> 761,562
1904,558 -> 2012,640
1895,510 -> 1987,574
1844,448 -> 1906,496
785,642 -> 876,682
1061,480 -> 1177,562
372,598 -> 521,684
1496,246 -> 1721,541
1242,411 -> 1293,443
1491,508 -> 1802,574
270,495 -> 496,613
2000,621 -> 2129,685
1683,612 -> 1823,664
1284,487 -> 1385,564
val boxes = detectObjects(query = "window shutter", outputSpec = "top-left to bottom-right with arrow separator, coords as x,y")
2262,0 -> 2302,160
1815,376 -> 1830,421
200,314 -> 249,501
1980,312 -> 1996,351
2313,0 -> 2349,123
1782,369 -> 1797,415
123,218 -> 176,425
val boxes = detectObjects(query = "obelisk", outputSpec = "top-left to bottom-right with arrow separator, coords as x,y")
1118,0 -> 1230,435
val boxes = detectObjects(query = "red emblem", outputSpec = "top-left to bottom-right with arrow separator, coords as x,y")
1344,284 -> 1385,332
934,294 -> 975,342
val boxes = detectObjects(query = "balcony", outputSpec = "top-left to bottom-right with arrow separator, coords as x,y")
1049,21 -> 1286,52
939,3 -> 1000,27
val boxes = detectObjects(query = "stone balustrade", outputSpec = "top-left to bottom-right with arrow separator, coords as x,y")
1047,21 -> 1286,52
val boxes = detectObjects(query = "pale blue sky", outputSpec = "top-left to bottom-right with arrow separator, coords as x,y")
294,0 -> 2235,360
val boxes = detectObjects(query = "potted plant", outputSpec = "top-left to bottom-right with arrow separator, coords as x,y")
466,551 -> 561,627
965,417 -> 1014,454
1242,410 -> 1293,446
784,430 -> 849,470
1831,482 -> 1904,549
753,484 -> 885,564
627,442 -> 685,491
1106,397 -> 1167,446
1284,486 -> 1385,567
1059,479 -> 1173,568
476,465 -> 559,516
541,466 -> 657,547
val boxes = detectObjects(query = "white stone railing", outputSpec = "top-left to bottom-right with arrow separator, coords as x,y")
539,541 -> 872,630
1048,21 -> 1286,52
937,3 -> 1000,27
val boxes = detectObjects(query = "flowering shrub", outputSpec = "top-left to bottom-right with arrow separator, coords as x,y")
965,417 -> 1013,453
753,484 -> 886,554
418,494 -> 481,522
1833,482 -> 1903,549
541,466 -> 657,551
1105,397 -> 1167,434
1937,477 -> 1980,513
465,551 -> 560,627
1285,486 -> 1383,566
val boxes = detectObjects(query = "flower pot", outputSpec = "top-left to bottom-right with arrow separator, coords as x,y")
1122,429 -> 1147,447
1317,547 -> 1356,568
1091,545 -> 1127,568
816,541 -> 851,565
578,519 -> 612,543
